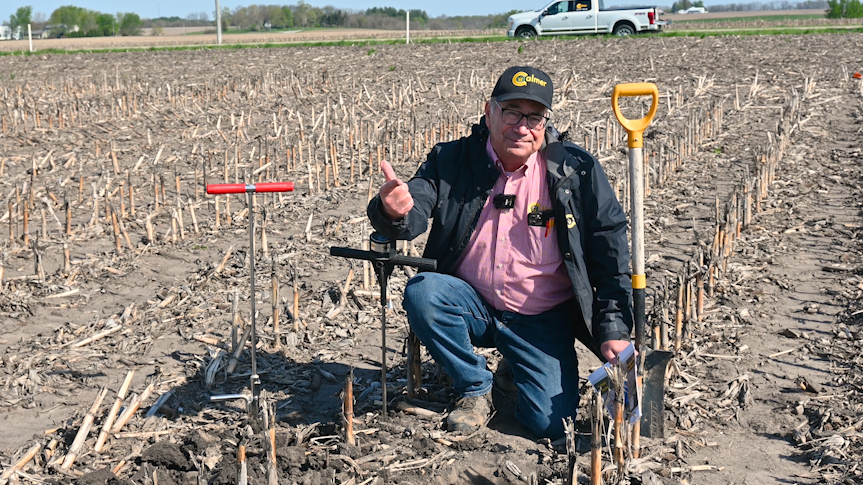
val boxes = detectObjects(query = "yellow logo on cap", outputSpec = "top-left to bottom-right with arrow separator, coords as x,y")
512,71 -> 547,88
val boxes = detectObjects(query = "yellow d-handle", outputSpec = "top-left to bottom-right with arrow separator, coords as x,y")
611,83 -> 659,149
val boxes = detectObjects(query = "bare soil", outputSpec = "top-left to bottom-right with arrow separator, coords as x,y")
664,8 -> 826,21
140,27 -> 212,37
0,33 -> 862,484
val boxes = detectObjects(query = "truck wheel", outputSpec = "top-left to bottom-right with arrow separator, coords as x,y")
516,26 -> 537,39
612,23 -> 636,36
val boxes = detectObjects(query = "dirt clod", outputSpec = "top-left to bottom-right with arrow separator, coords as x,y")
75,468 -> 127,485
141,442 -> 191,471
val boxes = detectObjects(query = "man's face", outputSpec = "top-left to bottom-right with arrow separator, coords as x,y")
485,98 -> 547,166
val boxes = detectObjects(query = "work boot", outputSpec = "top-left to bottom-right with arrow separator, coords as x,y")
447,393 -> 493,434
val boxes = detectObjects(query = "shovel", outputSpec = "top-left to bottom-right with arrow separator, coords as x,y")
612,83 -> 673,440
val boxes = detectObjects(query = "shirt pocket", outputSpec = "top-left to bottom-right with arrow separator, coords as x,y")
527,223 -> 563,266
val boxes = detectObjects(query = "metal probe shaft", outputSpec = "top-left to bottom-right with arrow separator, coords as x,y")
248,191 -> 260,421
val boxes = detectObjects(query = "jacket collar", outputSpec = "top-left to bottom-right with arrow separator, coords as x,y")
544,141 -> 575,181
542,123 -> 577,181
471,117 -> 500,185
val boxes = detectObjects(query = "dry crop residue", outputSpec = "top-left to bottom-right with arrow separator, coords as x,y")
0,34 -> 862,485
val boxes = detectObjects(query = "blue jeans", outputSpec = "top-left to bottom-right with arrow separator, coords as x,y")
403,273 -> 580,439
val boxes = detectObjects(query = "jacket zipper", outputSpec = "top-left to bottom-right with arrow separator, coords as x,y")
451,195 -> 472,255
451,134 -> 492,261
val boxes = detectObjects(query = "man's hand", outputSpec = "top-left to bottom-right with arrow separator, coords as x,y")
600,340 -> 632,365
379,160 -> 414,220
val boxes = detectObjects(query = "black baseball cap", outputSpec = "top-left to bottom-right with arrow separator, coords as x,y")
491,66 -> 554,110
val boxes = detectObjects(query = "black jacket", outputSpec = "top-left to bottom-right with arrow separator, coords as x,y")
367,118 -> 633,357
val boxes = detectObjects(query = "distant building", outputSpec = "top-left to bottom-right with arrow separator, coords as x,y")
43,24 -> 79,38
0,25 -> 23,40
677,7 -> 707,13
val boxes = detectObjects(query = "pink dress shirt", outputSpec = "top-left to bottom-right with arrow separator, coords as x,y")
453,139 -> 573,315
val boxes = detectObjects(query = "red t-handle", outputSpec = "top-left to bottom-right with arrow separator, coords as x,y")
206,182 -> 295,194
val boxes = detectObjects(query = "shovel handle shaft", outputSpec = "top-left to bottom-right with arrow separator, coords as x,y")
611,83 -> 659,148
628,143 -> 647,354
634,286 -> 645,352
206,182 -> 295,194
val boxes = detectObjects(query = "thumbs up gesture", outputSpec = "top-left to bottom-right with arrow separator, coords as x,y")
379,160 -> 414,221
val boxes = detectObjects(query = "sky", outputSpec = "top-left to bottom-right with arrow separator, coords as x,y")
1,0 -> 671,24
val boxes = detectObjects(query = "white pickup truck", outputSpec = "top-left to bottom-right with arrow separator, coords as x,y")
507,0 -> 668,38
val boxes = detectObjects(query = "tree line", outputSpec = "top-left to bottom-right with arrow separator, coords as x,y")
825,0 -> 863,17
4,5 -> 143,36
220,3 -> 513,31
4,2 -> 515,38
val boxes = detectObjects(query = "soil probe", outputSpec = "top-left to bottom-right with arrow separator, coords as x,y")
330,233 -> 436,415
207,182 -> 295,421
611,84 -> 673,441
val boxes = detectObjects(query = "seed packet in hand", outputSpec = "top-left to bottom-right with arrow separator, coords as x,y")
587,342 -> 641,423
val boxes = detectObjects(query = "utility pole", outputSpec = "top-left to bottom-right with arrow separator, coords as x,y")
215,0 -> 222,45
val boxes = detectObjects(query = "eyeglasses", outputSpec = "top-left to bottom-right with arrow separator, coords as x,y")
493,99 -> 550,130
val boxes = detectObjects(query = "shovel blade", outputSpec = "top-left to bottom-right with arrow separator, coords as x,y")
641,350 -> 673,438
